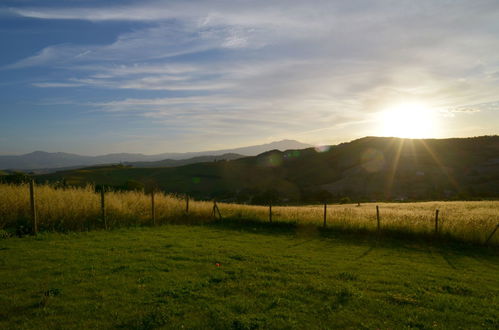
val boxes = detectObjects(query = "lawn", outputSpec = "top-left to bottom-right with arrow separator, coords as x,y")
0,223 -> 498,329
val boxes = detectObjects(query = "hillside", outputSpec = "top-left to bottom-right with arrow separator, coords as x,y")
36,136 -> 499,202
4,153 -> 245,175
124,153 -> 244,168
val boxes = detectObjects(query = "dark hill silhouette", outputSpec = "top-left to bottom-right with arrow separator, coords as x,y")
124,153 -> 244,168
35,136 -> 499,202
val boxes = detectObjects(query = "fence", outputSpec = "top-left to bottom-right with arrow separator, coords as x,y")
1,182 -> 498,246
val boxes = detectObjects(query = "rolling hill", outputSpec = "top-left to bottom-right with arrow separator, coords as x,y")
124,153 -> 244,168
35,136 -> 499,202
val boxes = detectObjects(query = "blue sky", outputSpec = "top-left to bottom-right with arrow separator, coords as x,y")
1,0 -> 498,155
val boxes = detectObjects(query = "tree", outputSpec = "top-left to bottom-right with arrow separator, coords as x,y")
251,188 -> 280,205
0,172 -> 32,184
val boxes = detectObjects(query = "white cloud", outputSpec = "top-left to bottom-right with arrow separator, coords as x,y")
5,0 -> 499,145
32,82 -> 84,88
4,46 -> 66,69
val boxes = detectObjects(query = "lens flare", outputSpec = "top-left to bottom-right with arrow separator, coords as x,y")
314,145 -> 331,153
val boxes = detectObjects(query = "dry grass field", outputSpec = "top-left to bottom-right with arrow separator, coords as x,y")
0,183 -> 497,245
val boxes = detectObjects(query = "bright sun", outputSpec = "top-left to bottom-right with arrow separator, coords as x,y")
379,102 -> 437,138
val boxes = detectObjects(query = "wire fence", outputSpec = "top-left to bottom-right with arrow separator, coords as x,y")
0,182 -> 498,245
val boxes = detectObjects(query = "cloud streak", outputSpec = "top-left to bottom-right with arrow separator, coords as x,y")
2,0 -> 499,151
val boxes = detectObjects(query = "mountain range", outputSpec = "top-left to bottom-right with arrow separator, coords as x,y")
31,136 -> 499,202
0,140 -> 311,171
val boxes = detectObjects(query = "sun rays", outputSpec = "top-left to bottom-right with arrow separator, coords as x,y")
380,137 -> 463,199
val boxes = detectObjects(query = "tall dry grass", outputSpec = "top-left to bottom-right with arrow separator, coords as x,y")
0,183 -> 497,244
217,201 -> 499,244
0,184 -> 213,232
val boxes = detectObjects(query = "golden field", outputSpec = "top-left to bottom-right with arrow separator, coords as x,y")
0,183 -> 497,245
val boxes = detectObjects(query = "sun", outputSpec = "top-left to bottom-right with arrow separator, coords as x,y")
379,102 -> 437,138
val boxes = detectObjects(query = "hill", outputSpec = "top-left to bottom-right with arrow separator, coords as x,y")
0,139 -> 310,170
36,136 -> 499,202
124,153 -> 245,168
5,153 -> 245,175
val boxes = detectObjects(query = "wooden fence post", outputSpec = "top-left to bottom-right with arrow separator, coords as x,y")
216,203 -> 222,220
376,205 -> 380,232
213,200 -> 222,220
269,202 -> 272,223
101,189 -> 107,230
151,190 -> 156,225
323,202 -> 327,228
29,180 -> 38,234
485,224 -> 499,246
185,195 -> 189,214
434,209 -> 439,234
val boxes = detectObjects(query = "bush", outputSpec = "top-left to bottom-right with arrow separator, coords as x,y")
123,180 -> 145,192
251,189 -> 279,205
0,229 -> 10,239
0,172 -> 32,184
339,196 -> 351,204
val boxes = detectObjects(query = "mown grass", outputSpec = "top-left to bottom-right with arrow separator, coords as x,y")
0,224 -> 498,329
1,183 -> 498,245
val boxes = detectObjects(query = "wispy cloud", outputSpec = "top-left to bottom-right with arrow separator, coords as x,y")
452,108 -> 481,113
32,82 -> 84,88
2,0 -> 499,151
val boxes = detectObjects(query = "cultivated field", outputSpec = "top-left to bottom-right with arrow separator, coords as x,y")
1,183 -> 498,245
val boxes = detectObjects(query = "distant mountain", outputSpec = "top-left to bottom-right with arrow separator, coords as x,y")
3,153 -> 247,175
36,136 -> 499,202
150,139 -> 312,160
196,139 -> 312,158
0,151 -> 96,171
0,140 -> 311,170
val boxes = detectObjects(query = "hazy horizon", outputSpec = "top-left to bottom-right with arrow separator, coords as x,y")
1,1 -> 498,155
2,134 -> 497,157
0,138 -> 313,156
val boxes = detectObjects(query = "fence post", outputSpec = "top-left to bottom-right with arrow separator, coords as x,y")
29,180 -> 38,234
434,209 -> 439,235
185,195 -> 189,214
376,205 -> 380,232
323,202 -> 327,228
216,203 -> 222,220
101,189 -> 107,230
485,224 -> 499,246
269,202 -> 272,223
213,200 -> 222,220
151,190 -> 156,225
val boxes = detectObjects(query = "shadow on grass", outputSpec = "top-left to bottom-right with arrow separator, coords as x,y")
202,217 -> 499,258
4,214 -> 498,260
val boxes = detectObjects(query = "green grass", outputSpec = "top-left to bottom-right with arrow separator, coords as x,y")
1,223 -> 498,329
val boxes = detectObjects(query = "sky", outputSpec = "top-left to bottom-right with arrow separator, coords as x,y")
0,0 -> 498,155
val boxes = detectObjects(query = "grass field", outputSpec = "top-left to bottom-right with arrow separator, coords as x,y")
1,224 -> 498,329
1,183 -> 498,245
